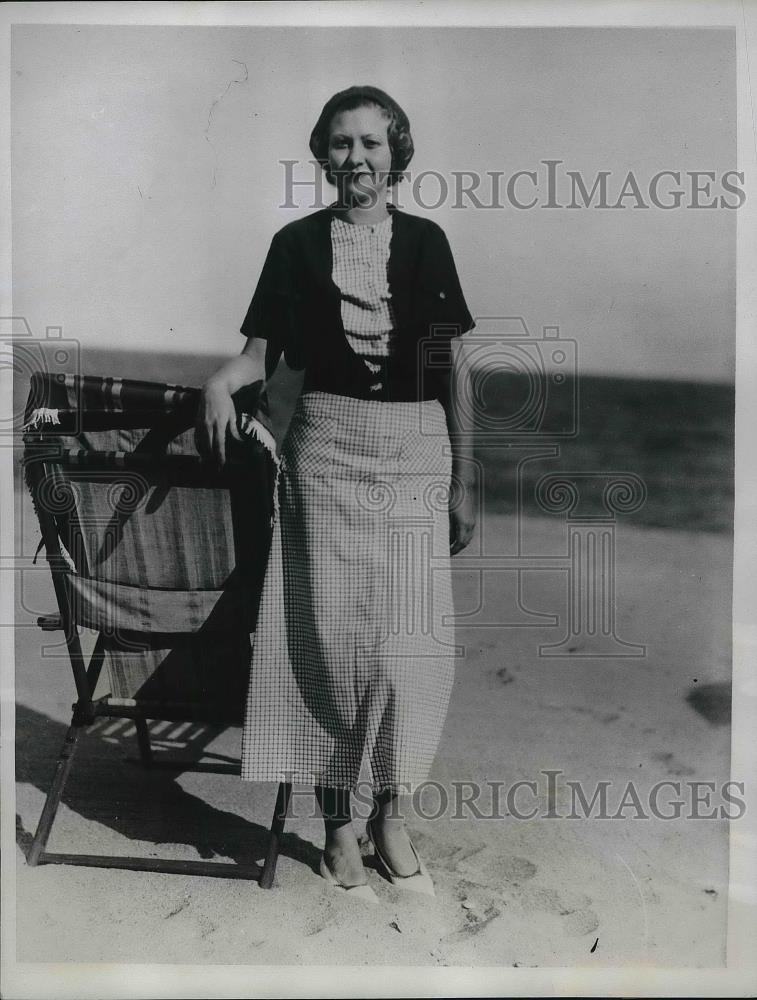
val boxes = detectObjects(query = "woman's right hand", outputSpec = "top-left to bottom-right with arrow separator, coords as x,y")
194,379 -> 242,468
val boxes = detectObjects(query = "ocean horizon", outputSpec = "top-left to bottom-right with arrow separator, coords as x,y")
12,346 -> 734,535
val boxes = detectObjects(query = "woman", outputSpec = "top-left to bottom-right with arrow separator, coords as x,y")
196,86 -> 476,901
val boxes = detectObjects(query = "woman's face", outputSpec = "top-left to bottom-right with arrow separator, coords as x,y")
327,104 -> 393,206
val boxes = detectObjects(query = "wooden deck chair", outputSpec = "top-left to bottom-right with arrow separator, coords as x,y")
21,370 -> 293,886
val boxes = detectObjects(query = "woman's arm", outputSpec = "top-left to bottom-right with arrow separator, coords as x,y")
438,338 -> 478,555
195,336 -> 268,467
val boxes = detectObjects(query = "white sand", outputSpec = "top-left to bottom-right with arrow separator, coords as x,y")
13,506 -> 731,967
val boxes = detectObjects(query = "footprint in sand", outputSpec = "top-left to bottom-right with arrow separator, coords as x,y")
443,887 -> 504,941
561,907 -> 600,937
386,835 -> 597,945
300,894 -> 347,937
651,751 -> 695,777
461,903 -> 502,934
455,847 -> 538,888
455,879 -> 505,918
525,885 -> 600,937
467,870 -> 601,940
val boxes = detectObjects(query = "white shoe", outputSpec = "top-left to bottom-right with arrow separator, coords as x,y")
319,854 -> 379,903
365,820 -> 435,897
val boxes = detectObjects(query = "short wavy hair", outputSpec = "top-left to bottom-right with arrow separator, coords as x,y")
309,85 -> 414,187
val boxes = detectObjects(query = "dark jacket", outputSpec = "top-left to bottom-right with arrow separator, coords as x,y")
240,204 -> 475,401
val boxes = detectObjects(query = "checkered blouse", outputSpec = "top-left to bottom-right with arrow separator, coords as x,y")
330,214 -> 396,380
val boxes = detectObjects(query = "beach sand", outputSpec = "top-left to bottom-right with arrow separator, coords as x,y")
13,500 -> 731,967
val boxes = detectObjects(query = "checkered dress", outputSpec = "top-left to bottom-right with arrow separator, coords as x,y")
241,217 -> 458,794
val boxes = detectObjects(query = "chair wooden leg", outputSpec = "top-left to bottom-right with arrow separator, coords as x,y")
27,725 -> 82,866
134,718 -> 153,766
259,781 -> 292,889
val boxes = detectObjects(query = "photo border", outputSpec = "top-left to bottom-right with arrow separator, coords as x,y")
1,2 -> 755,997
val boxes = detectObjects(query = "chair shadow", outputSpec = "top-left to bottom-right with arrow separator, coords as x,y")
15,702 -> 319,874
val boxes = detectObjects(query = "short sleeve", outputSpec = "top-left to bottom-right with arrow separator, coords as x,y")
240,230 -> 299,376
417,224 -> 475,383
442,232 -> 476,337
431,225 -> 475,338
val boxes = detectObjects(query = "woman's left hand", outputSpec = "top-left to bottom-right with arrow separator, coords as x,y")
449,490 -> 476,556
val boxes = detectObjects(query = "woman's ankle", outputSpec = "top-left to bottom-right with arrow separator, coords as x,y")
371,791 -> 406,825
324,820 -> 357,846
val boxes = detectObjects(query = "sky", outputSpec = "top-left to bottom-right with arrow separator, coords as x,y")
11,24 -> 736,382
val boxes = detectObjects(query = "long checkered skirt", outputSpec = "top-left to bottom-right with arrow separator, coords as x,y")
241,390 -> 458,793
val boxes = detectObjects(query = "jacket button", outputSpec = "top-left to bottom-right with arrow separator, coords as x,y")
439,291 -> 446,299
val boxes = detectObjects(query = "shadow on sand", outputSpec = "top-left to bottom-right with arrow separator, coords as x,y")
686,681 -> 731,726
15,702 -> 318,875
